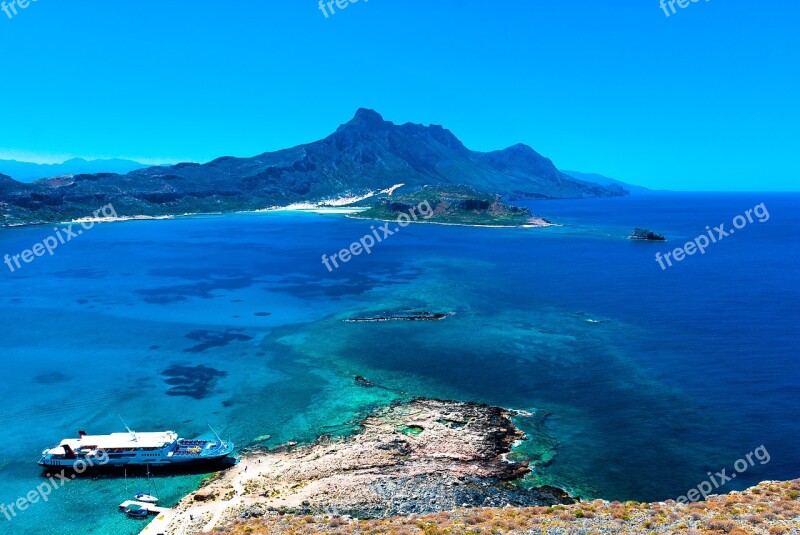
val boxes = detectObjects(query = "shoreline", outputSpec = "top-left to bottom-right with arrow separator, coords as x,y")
0,206 -> 362,230
0,187 -> 402,229
1,207 -> 560,230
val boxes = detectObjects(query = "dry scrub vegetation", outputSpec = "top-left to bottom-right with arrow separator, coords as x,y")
221,479 -> 800,535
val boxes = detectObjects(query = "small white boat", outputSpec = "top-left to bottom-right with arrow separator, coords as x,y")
134,493 -> 158,504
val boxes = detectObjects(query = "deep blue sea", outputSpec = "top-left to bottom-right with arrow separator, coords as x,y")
0,192 -> 797,534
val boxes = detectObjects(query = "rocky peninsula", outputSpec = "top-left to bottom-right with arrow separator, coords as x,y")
354,185 -> 555,228
148,399 -> 573,534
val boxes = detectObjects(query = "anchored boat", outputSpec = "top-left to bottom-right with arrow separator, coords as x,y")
38,422 -> 234,469
134,492 -> 158,504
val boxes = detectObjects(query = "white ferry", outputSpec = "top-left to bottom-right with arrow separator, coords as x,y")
38,424 -> 234,468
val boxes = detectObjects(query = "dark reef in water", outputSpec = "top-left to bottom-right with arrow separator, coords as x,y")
34,372 -> 71,384
162,365 -> 228,399
183,328 -> 253,353
354,375 -> 374,387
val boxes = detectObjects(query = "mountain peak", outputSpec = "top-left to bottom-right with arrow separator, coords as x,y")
335,108 -> 390,135
353,108 -> 385,123
343,108 -> 388,129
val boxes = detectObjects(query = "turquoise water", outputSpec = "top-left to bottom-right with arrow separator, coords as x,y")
0,193 -> 798,534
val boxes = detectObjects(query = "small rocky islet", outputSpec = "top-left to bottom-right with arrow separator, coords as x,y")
628,227 -> 666,241
343,309 -> 454,323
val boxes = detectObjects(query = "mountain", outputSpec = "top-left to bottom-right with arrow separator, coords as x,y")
0,158 -> 151,183
0,110 -> 626,226
561,170 -> 652,194
0,173 -> 18,193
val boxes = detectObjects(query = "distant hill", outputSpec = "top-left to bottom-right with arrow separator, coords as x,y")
562,170 -> 652,194
0,110 -> 627,226
0,158 -> 151,183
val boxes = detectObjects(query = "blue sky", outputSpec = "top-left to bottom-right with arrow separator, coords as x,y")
0,0 -> 797,191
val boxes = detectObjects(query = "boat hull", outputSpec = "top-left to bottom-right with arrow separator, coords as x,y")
38,451 -> 233,469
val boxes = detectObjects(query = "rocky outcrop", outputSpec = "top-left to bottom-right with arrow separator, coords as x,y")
156,399 -> 573,534
628,227 -> 666,241
343,310 -> 454,323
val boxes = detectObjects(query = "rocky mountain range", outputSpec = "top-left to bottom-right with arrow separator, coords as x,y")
0,109 -> 627,226
0,157 -> 151,183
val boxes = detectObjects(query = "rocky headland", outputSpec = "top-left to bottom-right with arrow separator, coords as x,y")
151,399 -> 573,534
354,185 -> 556,228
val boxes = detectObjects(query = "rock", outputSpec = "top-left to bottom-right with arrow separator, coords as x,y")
344,310 -> 454,323
354,375 -> 374,387
628,227 -> 666,241
194,489 -> 216,501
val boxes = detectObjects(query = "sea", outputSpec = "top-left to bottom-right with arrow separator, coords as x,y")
0,192 -> 797,534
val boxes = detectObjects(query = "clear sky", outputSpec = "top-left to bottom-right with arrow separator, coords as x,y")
0,0 -> 797,191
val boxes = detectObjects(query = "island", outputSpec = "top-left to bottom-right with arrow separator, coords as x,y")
628,227 -> 666,241
152,399 -> 574,533
354,185 -> 555,228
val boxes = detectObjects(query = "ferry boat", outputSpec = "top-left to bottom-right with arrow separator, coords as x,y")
38,424 -> 234,468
